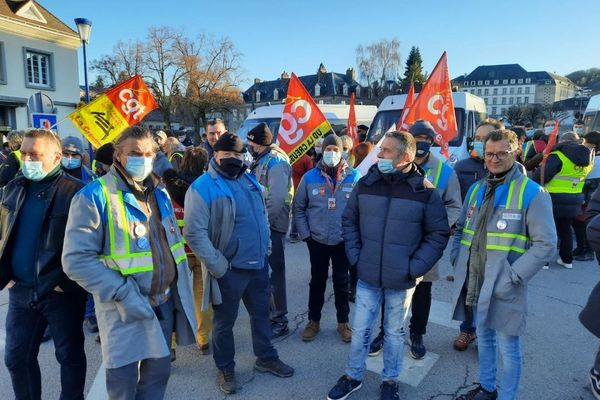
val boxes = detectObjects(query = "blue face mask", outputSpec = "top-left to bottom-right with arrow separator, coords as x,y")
526,129 -> 535,138
545,126 -> 554,135
22,160 -> 49,182
61,157 -> 81,170
416,141 -> 432,157
323,150 -> 341,167
574,127 -> 584,135
377,158 -> 396,174
473,141 -> 484,158
125,156 -> 154,182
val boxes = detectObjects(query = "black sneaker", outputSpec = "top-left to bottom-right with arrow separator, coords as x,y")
381,380 -> 399,400
369,331 -> 384,356
218,369 -> 237,395
41,327 -> 51,343
410,333 -> 426,360
573,247 -> 585,257
574,252 -> 595,261
271,322 -> 289,339
456,385 -> 497,400
327,375 -> 362,400
84,316 -> 99,333
254,358 -> 294,377
590,368 -> 600,400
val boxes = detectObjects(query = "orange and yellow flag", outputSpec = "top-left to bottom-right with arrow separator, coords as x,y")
68,75 -> 158,148
278,73 -> 332,164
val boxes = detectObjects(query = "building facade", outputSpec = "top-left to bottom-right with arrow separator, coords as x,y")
0,0 -> 81,138
453,64 -> 578,118
243,64 -> 375,108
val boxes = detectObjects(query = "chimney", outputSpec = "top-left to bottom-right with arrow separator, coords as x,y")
281,71 -> 289,80
254,78 -> 261,85
318,63 -> 327,74
346,67 -> 356,82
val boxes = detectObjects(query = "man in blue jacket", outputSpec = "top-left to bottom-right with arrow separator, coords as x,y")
327,131 -> 449,400
184,133 -> 294,395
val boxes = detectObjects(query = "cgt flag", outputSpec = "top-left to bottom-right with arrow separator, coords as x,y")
278,73 -> 332,164
347,93 -> 359,146
398,81 -> 415,131
402,52 -> 457,159
68,75 -> 158,148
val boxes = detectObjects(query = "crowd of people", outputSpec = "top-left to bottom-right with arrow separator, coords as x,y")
0,115 -> 600,400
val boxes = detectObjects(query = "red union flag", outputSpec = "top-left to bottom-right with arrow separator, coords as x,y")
398,81 -> 415,131
278,73 -> 332,164
68,75 -> 158,148
403,52 -> 457,158
347,93 -> 359,145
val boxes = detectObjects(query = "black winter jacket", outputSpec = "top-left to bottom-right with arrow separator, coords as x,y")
342,163 -> 450,290
0,171 -> 86,302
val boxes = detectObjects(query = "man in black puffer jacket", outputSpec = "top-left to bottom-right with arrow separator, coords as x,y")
533,132 -> 593,269
0,129 -> 87,400
326,131 -> 449,400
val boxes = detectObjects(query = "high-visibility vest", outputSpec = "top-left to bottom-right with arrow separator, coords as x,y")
168,152 -> 184,163
11,150 -> 22,167
423,156 -> 452,190
97,175 -> 187,275
523,141 -> 535,161
545,150 -> 592,194
460,175 -> 534,255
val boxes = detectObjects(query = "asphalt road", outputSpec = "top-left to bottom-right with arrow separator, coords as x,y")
0,239 -> 598,400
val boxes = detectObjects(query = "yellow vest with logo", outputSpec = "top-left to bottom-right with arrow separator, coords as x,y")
545,150 -> 592,194
11,150 -> 22,168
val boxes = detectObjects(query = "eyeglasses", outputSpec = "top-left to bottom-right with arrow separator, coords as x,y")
484,150 -> 514,161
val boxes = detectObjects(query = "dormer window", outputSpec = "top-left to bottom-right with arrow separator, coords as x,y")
256,91 -> 261,102
16,2 -> 47,24
273,88 -> 279,101
342,83 -> 349,96
355,86 -> 361,97
315,83 -> 321,97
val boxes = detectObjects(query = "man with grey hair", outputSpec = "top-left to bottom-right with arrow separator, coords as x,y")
0,130 -> 24,186
327,131 -> 449,400
63,125 -> 197,399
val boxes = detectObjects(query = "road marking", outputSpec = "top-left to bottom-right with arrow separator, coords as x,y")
366,349 -> 440,387
86,362 -> 107,400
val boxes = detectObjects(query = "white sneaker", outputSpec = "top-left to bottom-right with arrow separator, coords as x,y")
556,258 -> 573,269
542,264 -> 549,270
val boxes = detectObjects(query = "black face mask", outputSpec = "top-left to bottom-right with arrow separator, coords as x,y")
416,141 -> 432,157
219,157 -> 245,178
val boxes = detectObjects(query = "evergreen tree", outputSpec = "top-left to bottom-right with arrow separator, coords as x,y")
402,46 -> 426,87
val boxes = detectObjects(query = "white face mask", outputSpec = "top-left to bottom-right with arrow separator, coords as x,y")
125,156 -> 154,182
323,151 -> 341,167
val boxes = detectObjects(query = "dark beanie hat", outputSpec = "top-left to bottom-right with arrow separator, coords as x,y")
213,132 -> 247,153
409,120 -> 437,140
95,142 -> 115,165
322,134 -> 343,150
247,123 -> 273,146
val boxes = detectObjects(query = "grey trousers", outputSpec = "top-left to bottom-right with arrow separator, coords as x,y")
595,345 -> 600,372
105,295 -> 175,400
269,229 -> 288,325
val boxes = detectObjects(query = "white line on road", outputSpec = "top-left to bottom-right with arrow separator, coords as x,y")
86,362 -> 107,400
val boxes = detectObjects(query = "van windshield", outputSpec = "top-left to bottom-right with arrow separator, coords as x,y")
237,118 -> 347,143
367,108 -> 465,146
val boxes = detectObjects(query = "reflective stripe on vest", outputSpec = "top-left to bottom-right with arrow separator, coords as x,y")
523,141 -> 534,161
424,158 -> 444,188
545,150 -> 592,194
98,176 -> 187,275
11,150 -> 22,168
168,152 -> 184,162
460,177 -> 531,253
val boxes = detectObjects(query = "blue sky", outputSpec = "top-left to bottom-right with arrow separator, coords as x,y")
44,0 -> 600,88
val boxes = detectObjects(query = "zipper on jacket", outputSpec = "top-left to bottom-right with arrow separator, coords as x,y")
147,192 -> 165,305
379,191 -> 392,288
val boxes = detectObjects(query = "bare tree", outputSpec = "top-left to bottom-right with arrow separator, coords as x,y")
91,40 -> 146,85
179,34 -> 243,134
355,38 -> 401,89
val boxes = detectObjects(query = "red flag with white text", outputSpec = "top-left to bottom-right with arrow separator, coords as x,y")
402,52 -> 457,158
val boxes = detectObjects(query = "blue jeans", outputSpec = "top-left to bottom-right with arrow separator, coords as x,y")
477,319 -> 522,399
345,280 -> 414,381
4,284 -> 87,400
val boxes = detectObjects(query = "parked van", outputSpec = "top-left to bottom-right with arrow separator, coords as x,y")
583,94 -> 600,133
367,92 -> 488,163
237,103 -> 378,143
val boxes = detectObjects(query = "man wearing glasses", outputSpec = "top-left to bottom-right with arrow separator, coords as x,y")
452,129 -> 556,400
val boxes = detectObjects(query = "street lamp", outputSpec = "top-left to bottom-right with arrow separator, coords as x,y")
74,18 -> 93,159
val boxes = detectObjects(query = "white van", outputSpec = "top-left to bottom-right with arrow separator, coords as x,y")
367,92 -> 488,164
237,103 -> 378,143
583,94 -> 600,133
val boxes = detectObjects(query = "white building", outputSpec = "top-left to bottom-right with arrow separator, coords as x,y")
453,64 -> 578,118
0,0 -> 81,139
